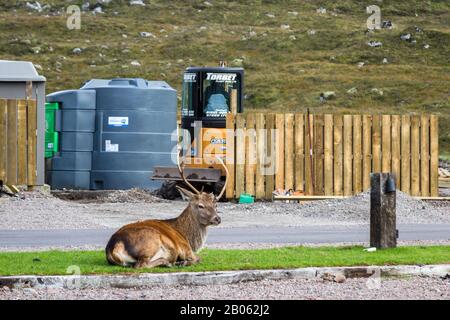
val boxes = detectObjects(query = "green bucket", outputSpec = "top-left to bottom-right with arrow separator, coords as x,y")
239,193 -> 254,204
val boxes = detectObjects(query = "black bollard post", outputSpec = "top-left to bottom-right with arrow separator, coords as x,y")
370,173 -> 397,249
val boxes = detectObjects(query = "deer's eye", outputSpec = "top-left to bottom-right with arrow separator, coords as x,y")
198,203 -> 205,209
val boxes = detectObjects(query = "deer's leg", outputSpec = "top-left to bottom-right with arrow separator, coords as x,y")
175,250 -> 201,266
134,257 -> 172,269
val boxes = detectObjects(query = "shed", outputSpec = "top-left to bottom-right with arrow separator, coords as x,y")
0,60 -> 46,186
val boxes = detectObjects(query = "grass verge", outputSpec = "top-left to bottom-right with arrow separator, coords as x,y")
0,246 -> 449,276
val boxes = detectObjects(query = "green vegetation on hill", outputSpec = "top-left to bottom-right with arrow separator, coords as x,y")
0,1 -> 449,154
0,245 -> 449,275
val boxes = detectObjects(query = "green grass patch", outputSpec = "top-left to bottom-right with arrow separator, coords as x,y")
0,246 -> 449,276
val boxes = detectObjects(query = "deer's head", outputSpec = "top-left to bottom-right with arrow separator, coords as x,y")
177,187 -> 221,226
177,156 -> 228,227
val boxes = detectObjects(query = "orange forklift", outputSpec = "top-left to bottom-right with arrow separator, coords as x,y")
152,65 -> 244,199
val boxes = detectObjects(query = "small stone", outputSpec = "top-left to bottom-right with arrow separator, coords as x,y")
289,35 -> 296,40
139,32 -> 155,38
72,47 -> 82,54
122,34 -> 128,38
198,26 -> 207,32
316,7 -> 327,14
321,91 -> 336,100
31,46 -> 41,54
381,20 -> 393,29
307,29 -> 316,35
266,13 -> 275,18
203,1 -> 213,6
130,0 -> 145,6
371,88 -> 383,96
382,58 -> 388,64
92,6 -> 103,14
357,62 -> 365,68
347,87 -> 358,94
367,40 -> 382,47
33,64 -> 43,70
424,44 -> 430,49
130,60 -> 141,67
280,24 -> 290,30
400,33 -> 411,41
288,11 -> 298,16
334,274 -> 346,283
248,31 -> 257,37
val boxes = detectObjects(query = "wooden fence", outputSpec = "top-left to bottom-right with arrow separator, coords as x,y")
225,113 -> 439,199
0,99 -> 37,186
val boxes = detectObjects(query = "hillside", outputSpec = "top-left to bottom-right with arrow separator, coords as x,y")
0,0 -> 449,156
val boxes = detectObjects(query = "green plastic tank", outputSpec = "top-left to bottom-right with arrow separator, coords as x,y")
45,102 -> 59,158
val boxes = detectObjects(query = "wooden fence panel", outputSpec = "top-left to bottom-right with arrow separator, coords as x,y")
324,114 -> 333,195
305,114 -> 314,195
343,115 -> 353,196
362,115 -> 372,190
333,115 -> 343,196
372,115 -> 381,173
401,115 -> 411,193
255,113 -> 265,199
420,115 -> 430,197
382,115 -> 391,173
294,114 -> 304,192
17,100 -> 28,185
0,100 -> 7,181
284,114 -> 294,191
353,115 -> 362,193
410,116 -> 420,196
265,114 -> 275,198
225,113 -> 235,199
0,99 -> 37,186
430,115 -> 439,197
235,114 -> 246,197
226,113 -> 439,199
275,114 -> 285,190
6,100 -> 18,184
314,115 -> 324,195
245,113 -> 256,196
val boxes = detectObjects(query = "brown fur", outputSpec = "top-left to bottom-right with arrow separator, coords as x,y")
105,188 -> 220,269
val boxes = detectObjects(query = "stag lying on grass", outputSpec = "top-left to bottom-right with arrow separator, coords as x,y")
105,158 -> 228,269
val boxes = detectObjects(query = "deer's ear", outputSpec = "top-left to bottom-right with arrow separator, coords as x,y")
176,186 -> 196,200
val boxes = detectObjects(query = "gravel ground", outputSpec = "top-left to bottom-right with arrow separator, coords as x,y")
0,189 -> 448,230
0,276 -> 448,300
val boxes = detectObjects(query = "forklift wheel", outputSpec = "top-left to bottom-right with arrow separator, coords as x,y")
158,181 -> 180,200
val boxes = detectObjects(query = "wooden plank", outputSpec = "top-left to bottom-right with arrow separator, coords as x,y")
400,115 -> 411,193
314,114 -> 324,195
255,113 -> 265,199
343,115 -> 353,196
333,115 -> 343,196
27,99 -> 37,186
362,115 -> 372,190
324,114 -> 333,195
420,115 -> 430,197
225,113 -> 235,199
235,114 -> 246,197
17,100 -> 28,185
0,100 -> 7,181
284,114 -> 294,191
245,113 -> 256,196
294,114 -> 304,192
275,113 -> 285,190
391,115 -> 401,188
430,115 -> 439,197
6,100 -> 18,185
305,114 -> 314,195
381,115 -> 391,173
265,114 -> 275,198
372,115 -> 381,173
410,116 -> 420,196
353,115 -> 362,193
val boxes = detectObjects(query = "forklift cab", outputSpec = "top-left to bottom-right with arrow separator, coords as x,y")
180,67 -> 244,162
181,67 -> 244,129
